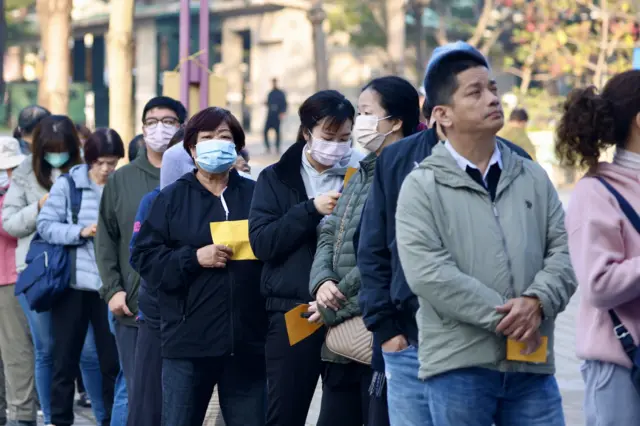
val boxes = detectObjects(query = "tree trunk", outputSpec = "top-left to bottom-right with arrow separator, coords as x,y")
36,0 -> 50,108
413,5 -> 427,82
386,0 -> 406,76
107,0 -> 135,152
0,0 -> 6,101
44,0 -> 72,114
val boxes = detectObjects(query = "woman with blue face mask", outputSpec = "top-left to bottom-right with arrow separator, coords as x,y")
131,107 -> 267,426
1,115 -> 107,426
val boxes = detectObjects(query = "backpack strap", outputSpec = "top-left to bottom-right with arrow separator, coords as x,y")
595,176 -> 639,362
63,174 -> 83,225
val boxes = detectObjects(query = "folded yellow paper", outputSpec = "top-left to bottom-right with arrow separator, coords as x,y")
343,167 -> 358,187
209,220 -> 257,261
285,304 -> 323,346
506,336 -> 548,363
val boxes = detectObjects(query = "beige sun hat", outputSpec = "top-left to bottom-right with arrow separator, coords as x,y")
0,137 -> 27,170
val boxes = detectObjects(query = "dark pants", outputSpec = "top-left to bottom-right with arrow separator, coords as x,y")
368,377 -> 391,426
50,290 -> 119,426
126,320 -> 161,426
265,312 -> 325,426
162,353 -> 266,426
113,321 -> 138,406
263,118 -> 281,152
317,362 -> 373,426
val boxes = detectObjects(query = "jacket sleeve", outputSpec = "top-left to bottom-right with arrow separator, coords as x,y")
309,214 -> 341,296
130,193 -> 201,293
36,177 -> 84,246
356,155 -> 404,343
249,169 -> 323,262
129,192 -> 157,271
96,176 -> 124,302
1,176 -> 39,239
523,177 -> 577,318
395,171 -> 505,332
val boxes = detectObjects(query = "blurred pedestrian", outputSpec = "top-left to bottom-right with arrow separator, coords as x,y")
127,135 -> 145,162
0,136 -> 37,426
498,108 -> 537,161
250,90 -> 363,426
132,107 -> 267,426
557,70 -> 640,425
264,78 -> 287,154
12,105 -> 51,155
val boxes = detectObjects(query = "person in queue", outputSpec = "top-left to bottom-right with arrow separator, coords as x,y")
13,105 -> 51,155
2,115 -> 103,426
394,43 -> 576,425
126,127 -> 187,426
356,42 -> 533,426
557,70 -> 640,424
0,137 -> 37,426
131,107 -> 267,426
127,134 -> 145,162
498,108 -> 537,161
249,90 -> 363,426
308,76 -> 419,426
96,96 -> 186,410
37,127 -> 123,426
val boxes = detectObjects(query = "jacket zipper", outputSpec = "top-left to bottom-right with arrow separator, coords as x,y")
229,269 -> 235,356
182,289 -> 188,322
491,200 -> 516,298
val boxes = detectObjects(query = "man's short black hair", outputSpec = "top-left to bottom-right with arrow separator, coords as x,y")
424,53 -> 488,110
142,96 -> 187,124
509,108 -> 529,122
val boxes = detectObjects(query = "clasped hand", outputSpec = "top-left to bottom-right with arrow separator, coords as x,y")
496,297 -> 543,355
197,244 -> 234,268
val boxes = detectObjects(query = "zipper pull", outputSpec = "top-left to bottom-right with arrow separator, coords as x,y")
492,203 -> 499,217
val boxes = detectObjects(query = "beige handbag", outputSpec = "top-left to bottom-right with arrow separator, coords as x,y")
326,316 -> 373,365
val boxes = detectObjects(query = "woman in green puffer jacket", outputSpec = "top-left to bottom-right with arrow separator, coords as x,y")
308,76 -> 420,426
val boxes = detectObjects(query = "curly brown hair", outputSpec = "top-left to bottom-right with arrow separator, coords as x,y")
556,70 -> 640,171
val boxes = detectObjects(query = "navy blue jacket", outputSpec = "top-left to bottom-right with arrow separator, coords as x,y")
131,170 -> 266,358
357,128 -> 531,371
249,141 -> 325,312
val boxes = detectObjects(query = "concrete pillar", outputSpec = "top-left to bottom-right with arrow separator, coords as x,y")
134,20 -> 158,134
221,22 -> 244,119
386,0 -> 406,76
4,46 -> 23,81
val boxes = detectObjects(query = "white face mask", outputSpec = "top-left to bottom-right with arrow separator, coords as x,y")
145,123 -> 179,153
354,115 -> 392,152
0,170 -> 9,188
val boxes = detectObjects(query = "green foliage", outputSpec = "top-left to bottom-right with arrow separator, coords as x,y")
327,0 -> 387,49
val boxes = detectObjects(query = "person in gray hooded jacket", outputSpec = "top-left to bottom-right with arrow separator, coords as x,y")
395,43 -> 576,426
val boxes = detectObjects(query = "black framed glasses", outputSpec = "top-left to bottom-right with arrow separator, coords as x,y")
143,117 -> 180,128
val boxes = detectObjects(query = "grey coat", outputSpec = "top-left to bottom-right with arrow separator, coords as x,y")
396,141 -> 577,379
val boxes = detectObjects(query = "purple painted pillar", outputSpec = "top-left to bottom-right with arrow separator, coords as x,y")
179,0 -> 210,113
199,0 -> 210,110
179,0 -> 190,109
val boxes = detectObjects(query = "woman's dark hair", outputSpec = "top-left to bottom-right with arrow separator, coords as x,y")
14,105 -> 51,138
183,107 -> 245,155
296,90 -> 356,143
556,70 -> 640,171
31,115 -> 83,190
169,127 -> 185,149
75,123 -> 92,143
362,76 -> 420,137
128,134 -> 145,161
84,128 -> 125,165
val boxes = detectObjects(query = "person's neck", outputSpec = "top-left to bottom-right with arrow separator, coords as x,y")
509,121 -> 527,129
22,136 -> 33,145
147,150 -> 163,168
88,167 -> 107,186
305,151 -> 332,173
197,170 -> 229,196
448,132 -> 496,175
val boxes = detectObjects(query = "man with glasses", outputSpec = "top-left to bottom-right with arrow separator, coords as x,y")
96,96 -> 186,420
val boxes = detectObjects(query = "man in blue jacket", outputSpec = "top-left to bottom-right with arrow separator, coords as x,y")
357,42 -> 532,425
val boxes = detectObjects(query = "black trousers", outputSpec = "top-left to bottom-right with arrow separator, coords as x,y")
265,312 -> 325,426
263,118 -> 281,151
127,319 -> 162,426
317,362 -> 373,426
368,377 -> 390,426
50,290 -> 119,426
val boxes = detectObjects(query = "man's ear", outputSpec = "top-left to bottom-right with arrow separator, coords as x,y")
433,106 -> 453,130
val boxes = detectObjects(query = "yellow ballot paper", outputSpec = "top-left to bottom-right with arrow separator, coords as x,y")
506,337 -> 548,363
284,304 -> 323,346
209,220 -> 257,261
343,167 -> 358,187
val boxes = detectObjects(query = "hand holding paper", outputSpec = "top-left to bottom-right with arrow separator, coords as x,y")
197,244 -> 233,268
209,220 -> 257,261
284,304 -> 323,346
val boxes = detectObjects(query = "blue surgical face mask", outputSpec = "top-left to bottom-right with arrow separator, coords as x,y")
44,152 -> 70,168
195,139 -> 238,174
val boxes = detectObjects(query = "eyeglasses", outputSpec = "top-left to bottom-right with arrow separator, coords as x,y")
143,117 -> 180,128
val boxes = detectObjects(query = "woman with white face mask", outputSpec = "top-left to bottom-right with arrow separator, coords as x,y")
248,90 -> 363,426
309,77 -> 420,426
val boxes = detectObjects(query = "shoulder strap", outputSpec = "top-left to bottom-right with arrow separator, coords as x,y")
594,176 -> 639,361
63,174 -> 83,225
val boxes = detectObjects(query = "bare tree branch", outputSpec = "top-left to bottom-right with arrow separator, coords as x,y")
468,0 -> 494,47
